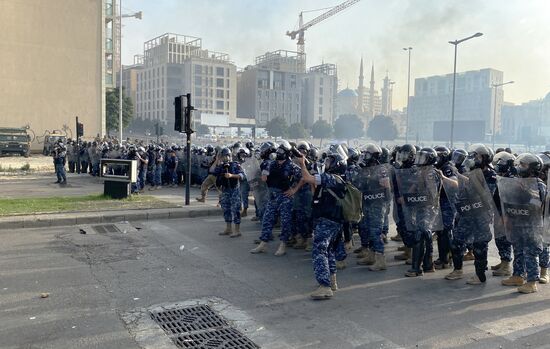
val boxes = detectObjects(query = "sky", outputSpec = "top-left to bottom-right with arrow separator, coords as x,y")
120,0 -> 550,109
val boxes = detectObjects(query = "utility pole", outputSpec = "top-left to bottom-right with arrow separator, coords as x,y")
403,47 -> 412,143
184,94 -> 194,206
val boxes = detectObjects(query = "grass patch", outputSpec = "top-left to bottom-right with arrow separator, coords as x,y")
0,194 -> 177,216
0,163 -> 33,172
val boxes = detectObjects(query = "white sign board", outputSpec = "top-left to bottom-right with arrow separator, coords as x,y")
200,113 -> 229,127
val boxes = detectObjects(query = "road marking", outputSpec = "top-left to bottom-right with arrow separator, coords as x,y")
475,308 -> 550,341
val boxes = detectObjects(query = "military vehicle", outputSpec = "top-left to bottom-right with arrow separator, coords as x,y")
0,127 -> 31,157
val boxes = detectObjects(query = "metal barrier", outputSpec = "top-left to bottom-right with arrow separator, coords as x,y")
100,159 -> 137,199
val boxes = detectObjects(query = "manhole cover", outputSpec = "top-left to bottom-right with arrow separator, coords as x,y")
150,305 -> 259,349
174,328 -> 259,349
92,224 -> 120,234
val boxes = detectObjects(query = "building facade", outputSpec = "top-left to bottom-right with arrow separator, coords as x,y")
408,68 -> 504,142
0,0 -> 108,147
237,50 -> 305,126
501,92 -> 550,145
135,33 -> 237,130
302,63 -> 338,128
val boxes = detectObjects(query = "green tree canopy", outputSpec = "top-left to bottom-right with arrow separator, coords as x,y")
106,87 -> 134,134
311,119 -> 333,147
333,114 -> 364,142
288,122 -> 307,141
366,115 -> 398,145
264,117 -> 289,138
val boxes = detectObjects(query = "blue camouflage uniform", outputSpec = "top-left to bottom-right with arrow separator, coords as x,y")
259,159 -> 301,243
510,179 -> 546,282
493,179 -> 513,264
215,162 -> 244,225
292,161 -> 314,240
436,162 -> 457,264
451,168 -> 496,279
311,172 -> 346,287
53,149 -> 67,183
253,159 -> 272,220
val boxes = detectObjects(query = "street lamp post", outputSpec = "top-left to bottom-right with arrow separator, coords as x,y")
449,32 -> 483,148
117,1 -> 142,142
403,47 -> 412,143
491,80 -> 514,149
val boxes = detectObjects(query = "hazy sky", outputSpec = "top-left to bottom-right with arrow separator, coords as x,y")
121,0 -> 550,109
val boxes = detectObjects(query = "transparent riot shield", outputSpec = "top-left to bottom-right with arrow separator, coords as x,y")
242,157 -> 268,210
394,166 -> 442,231
498,176 -> 544,246
451,169 -> 499,242
352,164 -> 393,207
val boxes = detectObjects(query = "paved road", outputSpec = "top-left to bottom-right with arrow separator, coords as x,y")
1,216 -> 550,348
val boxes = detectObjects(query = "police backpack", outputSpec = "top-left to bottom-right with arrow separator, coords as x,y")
327,175 -> 363,224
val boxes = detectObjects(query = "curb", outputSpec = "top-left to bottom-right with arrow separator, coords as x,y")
0,206 -> 222,230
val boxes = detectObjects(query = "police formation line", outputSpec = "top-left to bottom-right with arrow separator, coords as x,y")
206,141 -> 550,300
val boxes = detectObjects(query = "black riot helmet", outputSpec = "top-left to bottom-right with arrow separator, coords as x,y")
236,147 -> 250,162
514,153 -> 543,178
492,151 -> 516,175
450,148 -> 467,167
347,147 -> 360,165
463,143 -> 492,170
220,147 -> 232,162
361,143 -> 382,167
379,147 -> 390,164
415,147 -> 437,167
434,146 -> 451,169
308,147 -> 321,162
259,142 -> 276,160
325,152 -> 348,175
537,152 -> 550,181
495,147 -> 505,154
296,141 -> 311,156
245,140 -> 254,151
275,140 -> 292,160
396,144 -> 416,168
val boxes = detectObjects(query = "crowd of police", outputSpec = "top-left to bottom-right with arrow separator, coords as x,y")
205,140 -> 550,300
50,137 -> 550,300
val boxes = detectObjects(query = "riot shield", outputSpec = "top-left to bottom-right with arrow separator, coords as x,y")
394,166 -> 442,231
352,164 -> 393,207
242,157 -> 268,210
498,176 -> 544,246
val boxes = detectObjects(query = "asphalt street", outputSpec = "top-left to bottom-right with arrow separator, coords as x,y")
1,216 -> 550,349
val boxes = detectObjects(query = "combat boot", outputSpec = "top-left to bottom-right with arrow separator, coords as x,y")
195,196 -> 206,203
518,281 -> 538,294
330,274 -> 338,291
357,249 -> 375,265
251,216 -> 260,222
229,224 -> 241,238
305,238 -> 313,252
394,247 -> 411,261
368,253 -> 387,271
274,242 -> 287,256
540,268 -> 549,284
490,261 -> 503,270
293,237 -> 306,249
434,259 -> 450,270
405,242 -> 424,277
353,246 -> 364,254
492,261 -> 512,276
250,241 -> 267,254
336,260 -> 346,270
390,234 -> 402,242
445,269 -> 464,280
501,275 -> 525,286
219,223 -> 232,236
310,285 -> 333,300
241,208 -> 248,217
357,248 -> 370,259
344,241 -> 353,253
463,250 -> 475,261
466,275 -> 482,285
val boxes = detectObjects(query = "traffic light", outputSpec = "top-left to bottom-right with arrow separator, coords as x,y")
77,122 -> 84,138
174,96 -> 183,132
184,93 -> 194,134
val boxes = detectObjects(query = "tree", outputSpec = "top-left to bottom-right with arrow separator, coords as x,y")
195,123 -> 210,136
311,119 -> 333,148
288,122 -> 307,141
106,87 -> 134,134
333,114 -> 364,144
366,115 -> 398,146
264,117 -> 288,138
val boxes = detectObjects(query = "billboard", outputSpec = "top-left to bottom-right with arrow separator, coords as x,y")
200,113 -> 229,127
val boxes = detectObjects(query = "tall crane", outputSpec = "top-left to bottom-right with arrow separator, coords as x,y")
286,0 -> 362,58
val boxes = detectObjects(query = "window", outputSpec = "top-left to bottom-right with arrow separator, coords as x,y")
226,90 -> 230,99
195,76 -> 202,85
195,87 -> 202,97
226,68 -> 230,77
320,77 -> 324,85
216,100 -> 224,110
216,67 -> 224,76
226,101 -> 230,110
319,87 -> 324,95
226,79 -> 230,88
216,78 -> 224,87
194,64 -> 202,74
216,89 -> 224,98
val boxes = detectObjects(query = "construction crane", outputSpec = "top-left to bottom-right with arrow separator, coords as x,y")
286,0 -> 362,58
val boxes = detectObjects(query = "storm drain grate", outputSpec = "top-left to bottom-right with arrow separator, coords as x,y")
150,305 -> 259,349
92,224 -> 120,234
